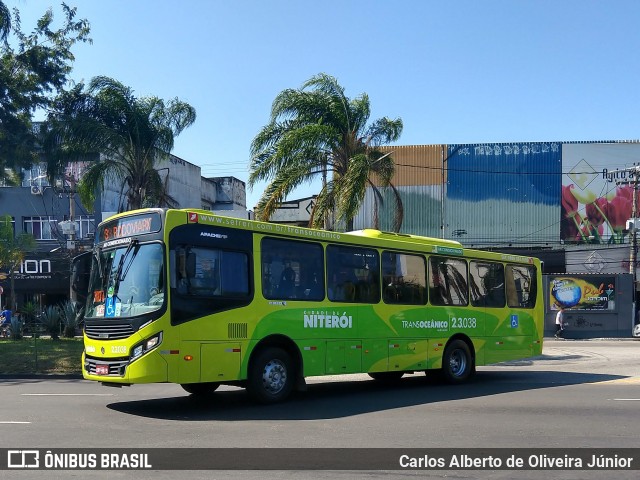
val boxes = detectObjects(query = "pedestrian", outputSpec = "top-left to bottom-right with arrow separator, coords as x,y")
555,307 -> 565,339
0,305 -> 11,337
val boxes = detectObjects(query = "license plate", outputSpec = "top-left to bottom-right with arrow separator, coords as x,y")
95,364 -> 109,375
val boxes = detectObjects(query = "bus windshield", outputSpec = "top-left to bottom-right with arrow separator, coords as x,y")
85,242 -> 165,319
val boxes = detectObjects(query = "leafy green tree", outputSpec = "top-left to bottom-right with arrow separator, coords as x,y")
49,76 -> 197,211
0,1 -> 91,178
250,73 -> 404,232
0,214 -> 36,310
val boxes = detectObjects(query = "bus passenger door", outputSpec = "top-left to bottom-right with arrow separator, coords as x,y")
325,341 -> 362,374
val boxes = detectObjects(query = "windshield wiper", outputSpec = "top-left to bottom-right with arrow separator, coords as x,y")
115,239 -> 139,282
93,247 -> 103,280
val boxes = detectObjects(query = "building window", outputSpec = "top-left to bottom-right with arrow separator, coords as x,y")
75,215 -> 95,239
23,216 -> 57,240
21,164 -> 50,188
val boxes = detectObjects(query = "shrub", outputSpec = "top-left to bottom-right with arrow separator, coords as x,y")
9,316 -> 23,340
39,305 -> 62,340
20,301 -> 38,335
60,300 -> 83,338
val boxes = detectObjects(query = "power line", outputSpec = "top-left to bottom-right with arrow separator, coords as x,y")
392,162 -> 638,177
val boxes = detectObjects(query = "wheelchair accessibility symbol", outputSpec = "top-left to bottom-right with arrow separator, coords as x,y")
105,297 -> 116,318
510,314 -> 518,328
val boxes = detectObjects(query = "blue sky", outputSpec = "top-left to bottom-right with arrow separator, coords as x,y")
10,0 -> 640,209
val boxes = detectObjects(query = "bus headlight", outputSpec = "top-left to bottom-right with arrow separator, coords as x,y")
130,332 -> 163,361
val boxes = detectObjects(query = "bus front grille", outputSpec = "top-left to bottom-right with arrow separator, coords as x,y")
85,323 -> 135,340
84,356 -> 129,376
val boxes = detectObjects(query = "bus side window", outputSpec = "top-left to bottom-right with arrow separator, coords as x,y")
484,264 -> 505,307
429,256 -> 468,306
506,265 -> 537,308
190,251 -> 220,295
470,261 -> 505,308
261,237 -> 324,301
382,251 -> 427,305
174,247 -> 191,294
327,245 -> 379,303
220,251 -> 249,295
174,246 -> 248,297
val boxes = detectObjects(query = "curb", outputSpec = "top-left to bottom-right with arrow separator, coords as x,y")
0,373 -> 83,380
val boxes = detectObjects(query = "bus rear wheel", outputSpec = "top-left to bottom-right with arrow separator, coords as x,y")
181,382 -> 220,396
247,347 -> 294,403
441,339 -> 474,383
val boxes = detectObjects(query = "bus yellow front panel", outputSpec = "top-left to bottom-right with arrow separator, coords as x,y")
125,351 -> 169,383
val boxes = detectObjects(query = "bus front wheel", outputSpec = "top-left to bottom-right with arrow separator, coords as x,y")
441,339 -> 474,383
247,347 -> 294,403
181,382 -> 220,396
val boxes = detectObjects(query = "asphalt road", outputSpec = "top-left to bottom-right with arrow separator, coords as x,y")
1,338 -> 640,479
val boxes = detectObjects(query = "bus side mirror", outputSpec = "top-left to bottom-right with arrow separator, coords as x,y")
70,251 -> 92,306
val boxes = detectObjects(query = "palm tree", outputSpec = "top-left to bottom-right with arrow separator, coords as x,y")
50,76 -> 196,211
0,1 -> 11,42
250,73 -> 404,232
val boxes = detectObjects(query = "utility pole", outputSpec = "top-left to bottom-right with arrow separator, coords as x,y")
614,166 -> 640,319
58,175 -> 77,251
68,175 -> 76,250
440,145 -> 445,239
630,168 -> 639,299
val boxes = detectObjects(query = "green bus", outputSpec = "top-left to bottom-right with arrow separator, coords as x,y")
79,208 -> 543,403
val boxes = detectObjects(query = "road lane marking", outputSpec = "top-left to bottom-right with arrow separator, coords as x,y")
0,421 -> 31,424
611,398 -> 640,401
589,377 -> 640,385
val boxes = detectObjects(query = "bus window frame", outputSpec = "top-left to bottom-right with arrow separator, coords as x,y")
381,250 -> 428,305
260,236 -> 325,302
428,255 -> 469,306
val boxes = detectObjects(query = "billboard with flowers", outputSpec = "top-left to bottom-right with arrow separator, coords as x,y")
561,143 -> 640,243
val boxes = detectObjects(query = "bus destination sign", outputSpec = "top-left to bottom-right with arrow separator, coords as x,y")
99,213 -> 162,242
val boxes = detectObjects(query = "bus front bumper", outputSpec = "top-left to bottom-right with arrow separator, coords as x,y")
82,350 -> 168,384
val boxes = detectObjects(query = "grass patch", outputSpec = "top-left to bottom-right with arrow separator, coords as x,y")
0,337 -> 84,375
